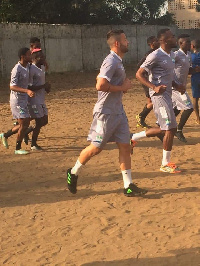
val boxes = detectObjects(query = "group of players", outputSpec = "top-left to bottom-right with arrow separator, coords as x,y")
0,29 -> 200,197
0,37 -> 50,154
67,28 -> 200,197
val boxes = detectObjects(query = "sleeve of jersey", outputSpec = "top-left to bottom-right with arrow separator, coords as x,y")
98,60 -> 117,82
140,53 -> 157,73
10,67 -> 19,86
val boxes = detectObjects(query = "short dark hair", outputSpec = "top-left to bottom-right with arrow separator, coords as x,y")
191,39 -> 200,49
107,29 -> 124,40
18,47 -> 30,59
157,28 -> 170,40
107,29 -> 124,47
30,37 -> 40,43
177,34 -> 190,41
147,36 -> 156,45
32,50 -> 43,60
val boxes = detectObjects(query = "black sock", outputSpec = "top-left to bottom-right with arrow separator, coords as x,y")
174,107 -> 181,117
4,129 -> 17,138
31,138 -> 37,146
16,140 -> 22,150
139,105 -> 152,120
178,108 -> 193,131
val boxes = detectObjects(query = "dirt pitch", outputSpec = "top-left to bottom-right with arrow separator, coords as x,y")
0,69 -> 200,265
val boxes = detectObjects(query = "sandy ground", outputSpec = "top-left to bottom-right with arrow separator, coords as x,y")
0,69 -> 200,266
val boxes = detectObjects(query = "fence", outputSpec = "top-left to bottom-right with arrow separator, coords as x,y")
0,23 -> 200,76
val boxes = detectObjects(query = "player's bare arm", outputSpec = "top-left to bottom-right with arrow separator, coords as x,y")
10,85 -> 35,97
96,77 -> 131,93
172,81 -> 186,95
136,68 -> 166,93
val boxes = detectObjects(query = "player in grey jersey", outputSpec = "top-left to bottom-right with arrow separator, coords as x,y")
66,30 -> 147,197
28,49 -> 50,150
132,29 -> 185,174
172,34 -> 194,143
0,48 -> 35,154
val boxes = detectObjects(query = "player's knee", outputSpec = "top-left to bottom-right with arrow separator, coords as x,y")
90,145 -> 102,156
119,143 -> 131,154
43,117 -> 48,126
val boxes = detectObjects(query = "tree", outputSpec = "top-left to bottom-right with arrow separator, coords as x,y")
0,0 -> 174,25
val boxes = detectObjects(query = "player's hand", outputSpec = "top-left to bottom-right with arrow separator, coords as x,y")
122,78 -> 132,92
153,85 -> 166,93
27,89 -> 35,97
195,66 -> 200,73
176,84 -> 186,95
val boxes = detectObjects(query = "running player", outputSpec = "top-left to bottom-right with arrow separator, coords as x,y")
67,30 -> 147,197
0,48 -> 34,154
172,34 -> 194,143
136,36 -> 160,128
191,39 -> 200,124
28,48 -> 50,150
132,29 -> 185,173
30,37 -> 48,72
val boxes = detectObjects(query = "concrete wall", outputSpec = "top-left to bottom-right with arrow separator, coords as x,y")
0,23 -> 200,77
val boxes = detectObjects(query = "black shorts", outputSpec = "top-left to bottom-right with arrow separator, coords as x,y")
142,85 -> 150,98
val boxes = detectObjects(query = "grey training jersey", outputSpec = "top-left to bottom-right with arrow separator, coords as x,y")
93,51 -> 126,114
141,48 -> 175,97
10,62 -> 30,105
29,64 -> 46,105
173,49 -> 191,87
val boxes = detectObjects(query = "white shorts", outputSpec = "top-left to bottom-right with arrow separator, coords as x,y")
87,112 -> 130,149
151,92 -> 177,130
172,90 -> 193,110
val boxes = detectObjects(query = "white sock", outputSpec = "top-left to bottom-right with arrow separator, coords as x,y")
162,150 -> 171,166
71,159 -> 83,175
122,169 -> 132,189
131,131 -> 146,141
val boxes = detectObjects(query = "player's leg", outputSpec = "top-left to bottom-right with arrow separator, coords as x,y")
136,86 -> 152,128
191,78 -> 200,124
15,118 -> 30,154
0,124 -> 20,149
31,118 -> 43,150
30,104 -> 48,150
156,95 -> 181,173
193,97 -> 200,124
115,114 -> 147,196
67,113 -> 114,194
173,91 -> 193,142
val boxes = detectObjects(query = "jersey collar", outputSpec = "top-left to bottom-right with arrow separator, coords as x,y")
111,50 -> 122,61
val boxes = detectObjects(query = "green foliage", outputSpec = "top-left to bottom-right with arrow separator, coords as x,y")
0,0 -> 174,25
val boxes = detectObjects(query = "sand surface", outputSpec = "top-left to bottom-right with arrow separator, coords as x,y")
0,69 -> 200,265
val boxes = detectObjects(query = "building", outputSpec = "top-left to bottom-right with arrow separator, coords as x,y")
168,0 -> 200,29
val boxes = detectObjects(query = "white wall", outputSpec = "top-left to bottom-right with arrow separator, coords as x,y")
0,23 -> 199,77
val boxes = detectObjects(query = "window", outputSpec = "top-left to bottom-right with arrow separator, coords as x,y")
188,0 -> 198,9
168,0 -> 186,11
188,19 -> 200,28
176,20 -> 186,28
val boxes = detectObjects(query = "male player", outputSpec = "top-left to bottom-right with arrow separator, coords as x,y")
0,48 -> 34,154
30,37 -> 41,52
28,48 -> 50,150
191,39 -> 200,124
67,30 -> 147,197
136,36 -> 160,128
133,29 -> 185,173
172,34 -> 194,143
